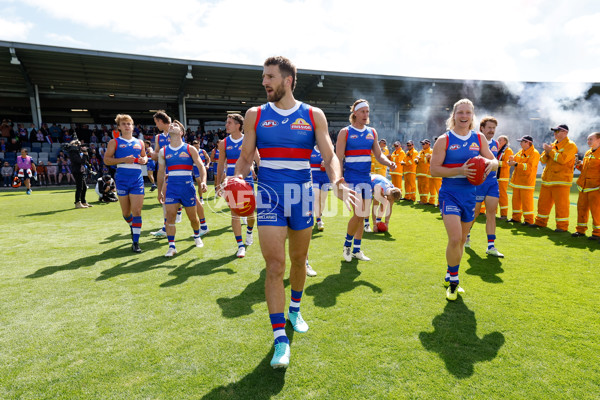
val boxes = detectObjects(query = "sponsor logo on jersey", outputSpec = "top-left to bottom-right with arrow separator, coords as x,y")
349,134 -> 358,139
290,118 -> 312,131
449,144 -> 461,150
469,143 -> 480,151
261,120 -> 279,128
133,144 -> 142,149
366,133 -> 375,140
179,152 -> 190,158
257,213 -> 277,221
445,205 -> 461,213
282,118 -> 289,124
491,145 -> 498,152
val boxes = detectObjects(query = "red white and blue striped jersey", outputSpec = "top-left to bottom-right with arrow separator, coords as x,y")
192,150 -> 207,178
164,143 -> 194,183
212,148 -> 219,173
224,135 -> 252,181
485,138 -> 499,181
310,146 -> 328,183
344,126 -> 375,175
255,101 -> 315,185
114,137 -> 143,175
157,132 -> 170,150
370,173 -> 394,194
441,130 -> 482,187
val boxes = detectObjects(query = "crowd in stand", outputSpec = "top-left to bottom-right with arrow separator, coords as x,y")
0,118 -> 229,187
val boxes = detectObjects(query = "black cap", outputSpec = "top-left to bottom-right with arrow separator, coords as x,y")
517,135 -> 534,143
420,139 -> 431,145
550,124 -> 569,132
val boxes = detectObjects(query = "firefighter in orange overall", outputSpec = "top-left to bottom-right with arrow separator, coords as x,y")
572,132 -> 600,240
390,141 -> 405,194
496,135 -> 513,220
402,140 -> 418,201
429,137 -> 443,206
372,139 -> 390,177
416,139 -> 432,204
507,135 -> 540,225
532,124 -> 578,232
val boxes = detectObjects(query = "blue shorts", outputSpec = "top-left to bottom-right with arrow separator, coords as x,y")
256,181 -> 313,231
115,171 -> 145,196
344,174 -> 373,200
475,178 -> 500,202
438,183 -> 476,223
146,159 -> 156,172
165,179 -> 196,208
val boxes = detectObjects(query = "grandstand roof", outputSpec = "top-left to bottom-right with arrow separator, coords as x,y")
2,41 -> 599,133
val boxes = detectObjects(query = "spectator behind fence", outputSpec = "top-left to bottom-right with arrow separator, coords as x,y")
36,161 -> 47,186
2,161 -> 12,187
46,161 -> 58,185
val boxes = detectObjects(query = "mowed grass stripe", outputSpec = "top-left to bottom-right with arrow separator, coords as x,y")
0,186 -> 598,399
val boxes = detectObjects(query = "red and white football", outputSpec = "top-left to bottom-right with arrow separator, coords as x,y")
466,156 -> 487,186
223,178 -> 256,217
376,222 -> 388,232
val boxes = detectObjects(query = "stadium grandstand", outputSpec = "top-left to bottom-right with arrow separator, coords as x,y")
1,40 -> 599,166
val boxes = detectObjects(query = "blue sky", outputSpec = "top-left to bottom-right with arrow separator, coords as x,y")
1,0 -> 600,82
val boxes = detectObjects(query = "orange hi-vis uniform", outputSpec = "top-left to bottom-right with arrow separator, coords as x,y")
372,145 -> 390,176
497,146 -> 514,217
534,138 -> 577,230
509,145 -> 540,224
416,147 -> 432,203
390,148 -> 405,193
403,148 -> 418,201
575,146 -> 600,237
429,176 -> 442,206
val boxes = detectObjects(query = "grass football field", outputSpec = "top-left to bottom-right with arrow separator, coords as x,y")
0,183 -> 598,399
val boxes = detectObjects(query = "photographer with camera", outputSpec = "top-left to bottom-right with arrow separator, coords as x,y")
65,138 -> 95,208
96,174 -> 118,203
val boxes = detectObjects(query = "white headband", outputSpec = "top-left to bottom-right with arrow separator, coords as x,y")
354,102 -> 369,112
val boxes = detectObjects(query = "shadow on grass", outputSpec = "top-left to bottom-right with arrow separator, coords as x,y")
419,297 -> 505,379
201,328 -> 294,400
216,269 -> 293,318
19,207 -> 79,217
96,243 -> 193,281
160,253 -> 237,287
412,202 -> 441,214
363,231 -> 396,241
464,248 -> 504,284
500,220 -> 599,251
26,243 -> 134,278
216,269 -> 266,318
304,260 -> 382,308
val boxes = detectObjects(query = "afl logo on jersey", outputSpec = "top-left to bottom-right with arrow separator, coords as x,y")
290,118 -> 312,131
165,154 -> 173,159
469,143 -> 480,151
227,146 -> 233,150
449,144 -> 461,151
119,144 -> 127,148
366,133 -> 375,140
261,120 -> 279,128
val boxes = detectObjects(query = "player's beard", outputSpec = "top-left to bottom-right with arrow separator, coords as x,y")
266,83 -> 286,103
